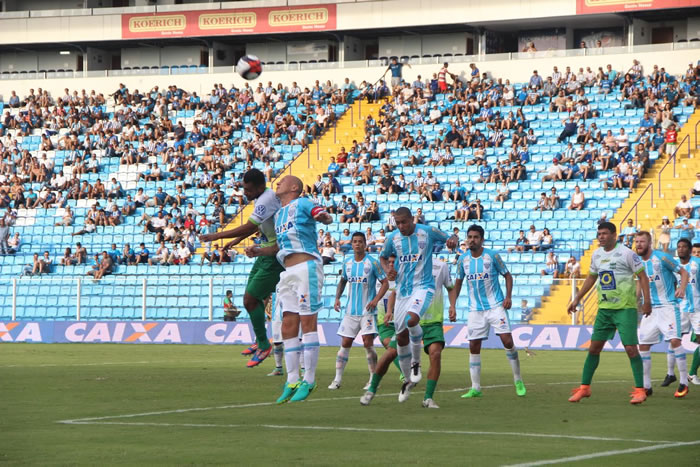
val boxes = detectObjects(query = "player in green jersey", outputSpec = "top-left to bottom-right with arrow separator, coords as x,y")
200,169 -> 284,367
567,222 -> 652,404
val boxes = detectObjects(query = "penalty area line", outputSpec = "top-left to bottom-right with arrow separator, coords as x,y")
503,439 -> 700,467
57,420 -> 676,445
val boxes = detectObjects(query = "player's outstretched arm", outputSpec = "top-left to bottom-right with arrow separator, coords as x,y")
334,277 -> 347,312
244,244 -> 279,258
200,221 -> 257,243
567,273 -> 597,314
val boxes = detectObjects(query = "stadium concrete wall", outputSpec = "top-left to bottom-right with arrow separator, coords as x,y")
0,46 -> 696,102
1,321 -> 697,352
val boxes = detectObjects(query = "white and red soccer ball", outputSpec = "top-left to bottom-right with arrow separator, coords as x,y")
236,55 -> 262,80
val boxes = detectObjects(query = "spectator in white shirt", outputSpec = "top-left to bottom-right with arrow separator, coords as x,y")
568,185 -> 585,210
691,173 -> 700,197
674,194 -> 693,218
542,159 -> 564,182
565,256 -> 581,279
526,225 -> 543,251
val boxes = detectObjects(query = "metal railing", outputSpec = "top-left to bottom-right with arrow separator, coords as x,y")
618,182 -> 654,231
658,134 -> 690,199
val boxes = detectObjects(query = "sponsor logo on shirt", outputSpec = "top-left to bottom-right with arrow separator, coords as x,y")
254,204 -> 266,216
399,254 -> 423,263
347,276 -> 368,284
464,272 -> 490,281
276,221 -> 294,234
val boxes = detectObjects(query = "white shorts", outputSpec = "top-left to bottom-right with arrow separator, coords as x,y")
686,312 -> 700,335
338,313 -> 378,339
276,260 -> 324,316
468,305 -> 511,340
394,289 -> 433,334
271,288 -> 303,343
639,305 -> 682,344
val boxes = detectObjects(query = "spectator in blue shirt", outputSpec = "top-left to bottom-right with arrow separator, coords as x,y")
450,180 -> 468,201
325,156 -> 340,177
384,57 -> 411,89
529,70 -> 543,89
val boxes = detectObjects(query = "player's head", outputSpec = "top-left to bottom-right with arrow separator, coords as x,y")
351,232 -> 367,254
275,175 -> 303,201
692,243 -> 700,258
677,238 -> 692,261
596,222 -> 616,249
634,231 -> 652,257
466,224 -> 485,251
393,207 -> 414,236
242,169 -> 266,200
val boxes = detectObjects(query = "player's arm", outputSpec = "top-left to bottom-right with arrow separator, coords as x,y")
384,289 -> 396,325
334,276 -> 347,312
676,267 -> 689,299
244,243 -> 279,258
502,272 -> 513,310
635,269 -> 652,316
380,255 -> 397,281
447,283 -> 458,322
567,273 -> 597,314
368,277 -> 389,312
199,220 -> 257,243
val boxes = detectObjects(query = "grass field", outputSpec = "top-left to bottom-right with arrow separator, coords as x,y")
1,344 -> 699,466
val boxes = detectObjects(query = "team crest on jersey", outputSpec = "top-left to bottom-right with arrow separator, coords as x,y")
418,239 -> 427,250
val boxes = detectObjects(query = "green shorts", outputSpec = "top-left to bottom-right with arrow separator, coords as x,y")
245,255 -> 285,301
378,322 -> 395,344
591,307 -> 638,346
422,322 -> 445,354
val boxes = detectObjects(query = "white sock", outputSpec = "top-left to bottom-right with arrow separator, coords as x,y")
667,345 -> 676,376
469,353 -> 482,391
397,343 -> 412,380
640,350 -> 652,389
675,348 -> 688,385
298,338 -> 305,371
302,332 -> 319,384
365,346 -> 378,378
283,338 -> 301,384
505,346 -> 522,382
335,346 -> 350,382
408,324 -> 423,365
273,342 -> 284,369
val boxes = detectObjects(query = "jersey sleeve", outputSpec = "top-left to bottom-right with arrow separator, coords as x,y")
248,191 -> 276,225
380,233 -> 396,259
660,252 -> 681,273
625,250 -> 644,275
372,257 -> 387,281
428,225 -> 450,244
456,254 -> 466,280
492,252 -> 509,275
589,251 -> 599,275
341,259 -> 348,281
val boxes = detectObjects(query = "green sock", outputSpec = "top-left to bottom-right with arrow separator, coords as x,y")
581,353 -> 600,385
369,372 -> 383,393
629,354 -> 644,388
690,347 -> 700,376
392,356 -> 403,376
424,379 -> 437,400
248,302 -> 270,351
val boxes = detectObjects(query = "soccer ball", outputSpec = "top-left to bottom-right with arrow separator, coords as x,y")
236,55 -> 262,80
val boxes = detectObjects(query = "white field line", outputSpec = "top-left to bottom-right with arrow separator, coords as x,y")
503,440 -> 700,467
57,379 -> 675,446
57,420 -> 676,445
0,357 -> 338,368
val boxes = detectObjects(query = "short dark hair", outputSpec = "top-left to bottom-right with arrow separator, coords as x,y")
394,206 -> 412,218
598,222 -> 616,234
467,224 -> 485,239
677,238 -> 692,249
243,168 -> 266,187
351,232 -> 366,241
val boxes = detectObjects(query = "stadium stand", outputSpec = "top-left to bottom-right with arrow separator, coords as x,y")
0,58 -> 697,324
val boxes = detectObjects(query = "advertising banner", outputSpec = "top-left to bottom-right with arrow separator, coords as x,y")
121,4 -> 337,40
576,0 -> 698,14
1,321 -> 697,352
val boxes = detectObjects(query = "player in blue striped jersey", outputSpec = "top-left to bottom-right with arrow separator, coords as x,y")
329,232 -> 389,390
674,239 -> 700,386
635,232 -> 690,398
368,207 -> 457,404
245,176 -> 332,404
451,224 -> 525,398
